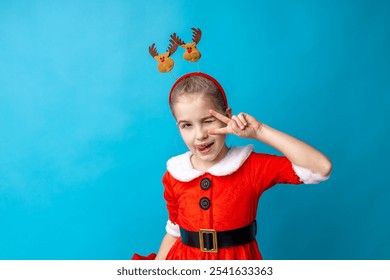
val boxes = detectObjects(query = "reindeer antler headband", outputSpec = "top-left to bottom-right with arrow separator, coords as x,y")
148,28 -> 227,108
148,28 -> 202,73
170,28 -> 202,63
148,41 -> 178,73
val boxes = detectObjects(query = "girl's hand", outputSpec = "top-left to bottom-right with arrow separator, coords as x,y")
208,109 -> 263,139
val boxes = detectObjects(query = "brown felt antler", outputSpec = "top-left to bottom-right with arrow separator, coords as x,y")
170,33 -> 186,46
167,40 -> 178,56
191,28 -> 202,44
148,43 -> 159,57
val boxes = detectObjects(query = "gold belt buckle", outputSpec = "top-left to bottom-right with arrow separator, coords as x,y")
199,229 -> 218,253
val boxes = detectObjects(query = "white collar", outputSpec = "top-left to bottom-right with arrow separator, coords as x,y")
166,145 -> 254,182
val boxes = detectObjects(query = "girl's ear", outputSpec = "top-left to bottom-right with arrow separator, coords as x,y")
225,107 -> 232,118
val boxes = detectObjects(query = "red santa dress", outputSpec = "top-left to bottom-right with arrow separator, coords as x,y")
162,145 -> 328,260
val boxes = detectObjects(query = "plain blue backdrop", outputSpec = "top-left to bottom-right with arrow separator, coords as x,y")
0,0 -> 389,259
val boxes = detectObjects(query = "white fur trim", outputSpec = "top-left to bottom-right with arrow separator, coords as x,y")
166,145 -> 254,182
165,220 -> 180,237
166,151 -> 204,182
292,163 -> 330,184
208,145 -> 254,175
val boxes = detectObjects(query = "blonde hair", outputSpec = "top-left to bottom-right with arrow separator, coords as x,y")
169,76 -> 227,114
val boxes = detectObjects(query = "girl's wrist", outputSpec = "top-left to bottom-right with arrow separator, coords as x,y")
254,122 -> 266,141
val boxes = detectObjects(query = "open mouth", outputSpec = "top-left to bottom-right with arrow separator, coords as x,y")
197,142 -> 214,153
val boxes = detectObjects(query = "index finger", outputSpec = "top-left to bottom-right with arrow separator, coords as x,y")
209,109 -> 231,124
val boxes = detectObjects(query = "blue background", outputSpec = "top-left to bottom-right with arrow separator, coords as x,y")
0,0 -> 388,260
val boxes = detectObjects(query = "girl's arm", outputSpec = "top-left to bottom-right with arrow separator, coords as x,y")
253,124 -> 332,176
155,233 -> 178,260
209,110 -> 332,177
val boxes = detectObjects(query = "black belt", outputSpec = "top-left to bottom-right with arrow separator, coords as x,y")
180,220 -> 257,253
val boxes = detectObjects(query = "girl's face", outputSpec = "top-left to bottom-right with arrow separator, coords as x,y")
173,94 -> 231,171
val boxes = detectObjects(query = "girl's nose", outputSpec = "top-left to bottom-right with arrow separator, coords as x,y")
196,126 -> 208,140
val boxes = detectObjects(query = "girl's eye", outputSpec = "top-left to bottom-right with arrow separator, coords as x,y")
181,123 -> 191,129
205,119 -> 215,123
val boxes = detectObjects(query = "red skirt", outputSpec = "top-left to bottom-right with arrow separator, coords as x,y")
131,253 -> 156,260
166,238 -> 262,260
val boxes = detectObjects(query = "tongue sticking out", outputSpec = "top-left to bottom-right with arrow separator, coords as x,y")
198,142 -> 213,152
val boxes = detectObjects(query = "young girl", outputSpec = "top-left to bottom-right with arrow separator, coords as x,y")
154,72 -> 332,260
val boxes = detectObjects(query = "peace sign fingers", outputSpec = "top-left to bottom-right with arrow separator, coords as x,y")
208,109 -> 232,135
208,125 -> 232,135
208,109 -> 243,135
209,109 -> 231,125
208,109 -> 263,139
